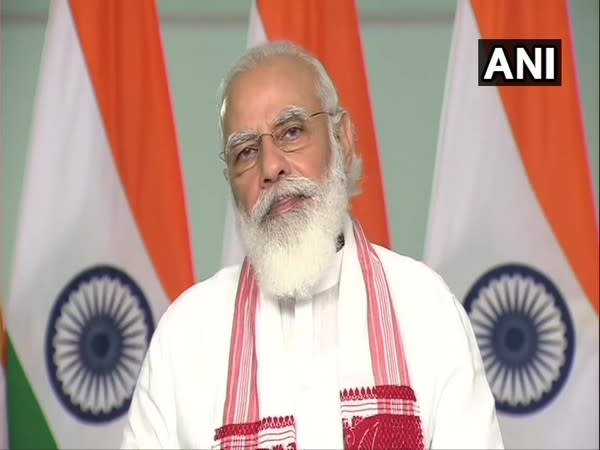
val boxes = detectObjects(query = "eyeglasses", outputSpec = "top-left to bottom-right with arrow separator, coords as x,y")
221,110 -> 331,177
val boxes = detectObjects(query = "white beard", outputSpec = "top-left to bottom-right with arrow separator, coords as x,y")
235,143 -> 349,301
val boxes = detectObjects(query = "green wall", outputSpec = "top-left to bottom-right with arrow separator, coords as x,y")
2,0 -> 598,293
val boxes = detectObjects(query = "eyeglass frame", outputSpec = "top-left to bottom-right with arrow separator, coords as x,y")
219,109 -> 335,178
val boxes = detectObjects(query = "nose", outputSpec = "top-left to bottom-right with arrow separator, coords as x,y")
258,135 -> 290,187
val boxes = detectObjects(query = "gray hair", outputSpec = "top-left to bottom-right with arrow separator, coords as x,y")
218,41 -> 363,197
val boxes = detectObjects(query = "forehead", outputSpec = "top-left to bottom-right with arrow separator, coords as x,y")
224,55 -> 322,133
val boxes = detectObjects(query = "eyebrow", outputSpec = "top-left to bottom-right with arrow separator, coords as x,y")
271,106 -> 310,128
226,130 -> 257,150
225,106 -> 311,149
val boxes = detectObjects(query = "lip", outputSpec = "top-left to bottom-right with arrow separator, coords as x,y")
268,196 -> 305,218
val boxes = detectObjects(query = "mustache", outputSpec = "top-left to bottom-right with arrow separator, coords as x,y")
252,177 -> 320,222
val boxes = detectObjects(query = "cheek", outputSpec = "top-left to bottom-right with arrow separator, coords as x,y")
231,180 -> 259,215
307,145 -> 333,181
288,139 -> 332,181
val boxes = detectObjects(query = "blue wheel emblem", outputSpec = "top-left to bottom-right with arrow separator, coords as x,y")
46,265 -> 155,422
463,263 -> 574,414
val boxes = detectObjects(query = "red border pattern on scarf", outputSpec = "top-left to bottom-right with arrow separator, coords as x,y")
214,415 -> 296,450
341,384 -> 424,450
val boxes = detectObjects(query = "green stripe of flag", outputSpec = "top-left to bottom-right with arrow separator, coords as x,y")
7,336 -> 57,449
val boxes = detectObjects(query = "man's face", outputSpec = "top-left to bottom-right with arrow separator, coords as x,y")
222,56 -> 333,217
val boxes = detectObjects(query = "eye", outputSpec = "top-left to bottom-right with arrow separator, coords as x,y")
235,145 -> 259,163
281,124 -> 306,142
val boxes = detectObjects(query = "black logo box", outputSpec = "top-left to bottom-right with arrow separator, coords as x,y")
478,39 -> 562,86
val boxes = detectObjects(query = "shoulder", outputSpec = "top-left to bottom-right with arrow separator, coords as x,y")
370,243 -> 474,344
155,264 -> 242,343
372,244 -> 453,302
126,265 -> 243,448
370,243 -> 484,369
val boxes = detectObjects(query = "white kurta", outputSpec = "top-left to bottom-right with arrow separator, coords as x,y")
122,219 -> 503,449
270,248 -> 344,449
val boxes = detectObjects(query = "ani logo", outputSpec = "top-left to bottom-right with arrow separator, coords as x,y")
45,265 -> 155,422
463,263 -> 574,414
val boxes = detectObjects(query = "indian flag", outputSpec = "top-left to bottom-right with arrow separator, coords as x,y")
222,0 -> 390,266
6,0 -> 195,448
425,0 -> 599,448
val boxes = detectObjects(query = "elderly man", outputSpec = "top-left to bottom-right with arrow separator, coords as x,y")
122,42 -> 503,449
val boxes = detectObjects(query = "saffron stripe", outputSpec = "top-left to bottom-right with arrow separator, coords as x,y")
68,0 -> 195,302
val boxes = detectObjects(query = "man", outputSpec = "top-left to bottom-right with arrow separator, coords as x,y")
122,41 -> 503,449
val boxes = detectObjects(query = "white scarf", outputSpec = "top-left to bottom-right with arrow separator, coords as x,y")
214,219 -> 425,449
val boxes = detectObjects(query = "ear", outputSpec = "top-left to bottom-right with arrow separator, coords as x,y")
337,110 -> 355,172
